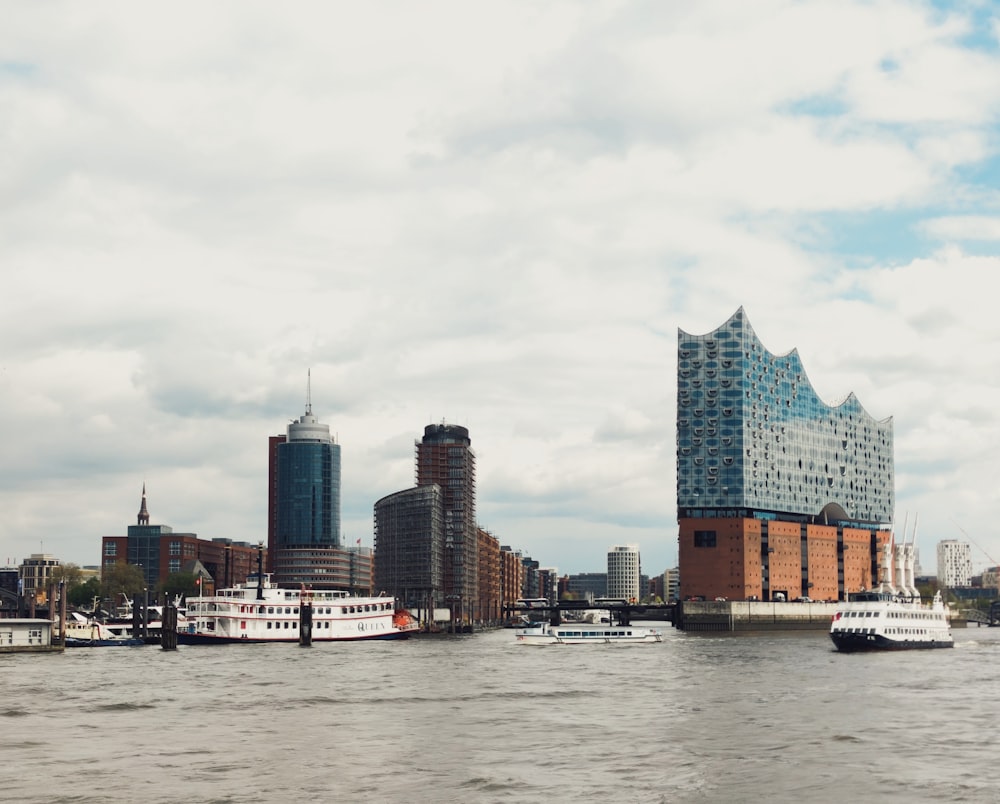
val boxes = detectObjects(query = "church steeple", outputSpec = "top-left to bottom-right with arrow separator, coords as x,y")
138,483 -> 150,526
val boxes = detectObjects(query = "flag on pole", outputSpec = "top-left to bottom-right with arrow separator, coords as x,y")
357,538 -> 362,546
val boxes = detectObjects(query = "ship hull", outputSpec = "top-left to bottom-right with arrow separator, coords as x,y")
830,632 -> 953,652
176,631 -> 410,645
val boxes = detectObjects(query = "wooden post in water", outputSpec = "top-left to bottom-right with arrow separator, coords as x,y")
299,602 -> 313,646
161,605 -> 178,651
132,597 -> 143,640
58,581 -> 67,646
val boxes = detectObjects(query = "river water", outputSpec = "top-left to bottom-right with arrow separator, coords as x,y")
4,624 -> 1000,803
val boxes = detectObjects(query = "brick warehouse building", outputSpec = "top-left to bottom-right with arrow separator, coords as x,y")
677,308 -> 893,602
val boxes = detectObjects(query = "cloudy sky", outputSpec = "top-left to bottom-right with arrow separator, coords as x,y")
3,1 -> 999,578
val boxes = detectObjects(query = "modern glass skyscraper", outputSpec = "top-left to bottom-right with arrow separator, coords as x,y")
267,382 -> 345,588
276,406 -> 341,548
677,308 -> 894,602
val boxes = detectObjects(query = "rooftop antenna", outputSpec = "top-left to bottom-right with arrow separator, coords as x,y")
306,369 -> 312,415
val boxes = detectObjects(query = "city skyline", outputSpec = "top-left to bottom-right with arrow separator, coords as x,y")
4,2 -> 1000,576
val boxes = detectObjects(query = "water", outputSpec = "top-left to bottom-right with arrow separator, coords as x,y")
5,625 -> 1000,803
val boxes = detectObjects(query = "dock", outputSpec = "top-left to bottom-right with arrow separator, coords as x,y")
675,600 -> 837,632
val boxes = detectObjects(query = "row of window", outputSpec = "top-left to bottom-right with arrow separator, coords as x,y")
190,602 -> 392,615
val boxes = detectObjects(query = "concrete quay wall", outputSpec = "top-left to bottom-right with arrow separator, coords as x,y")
676,600 -> 838,632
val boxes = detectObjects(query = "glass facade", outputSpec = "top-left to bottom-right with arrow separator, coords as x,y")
127,524 -> 170,589
677,308 -> 893,526
276,440 -> 341,547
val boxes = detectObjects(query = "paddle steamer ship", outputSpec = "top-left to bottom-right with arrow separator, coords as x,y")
178,574 -> 418,644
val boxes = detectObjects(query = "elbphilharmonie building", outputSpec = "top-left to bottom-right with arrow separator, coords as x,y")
677,308 -> 894,602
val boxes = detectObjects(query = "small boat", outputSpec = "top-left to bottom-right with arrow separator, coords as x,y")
177,574 -> 419,644
830,532 -> 953,652
515,622 -> 663,645
62,613 -> 144,647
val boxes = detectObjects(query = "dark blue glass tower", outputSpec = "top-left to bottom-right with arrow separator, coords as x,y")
276,402 -> 341,549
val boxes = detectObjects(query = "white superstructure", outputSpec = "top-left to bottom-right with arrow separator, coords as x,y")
515,621 -> 663,645
179,575 -> 418,644
830,537 -> 953,652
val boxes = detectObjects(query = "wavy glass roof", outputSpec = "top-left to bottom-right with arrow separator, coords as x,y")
677,307 -> 893,525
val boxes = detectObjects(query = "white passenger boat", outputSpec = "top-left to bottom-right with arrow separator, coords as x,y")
830,535 -> 953,652
515,622 -> 663,645
178,575 -> 419,644
829,590 -> 953,652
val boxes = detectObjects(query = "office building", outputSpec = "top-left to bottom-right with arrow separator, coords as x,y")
102,486 -> 263,597
18,554 -> 60,603
937,540 -> 972,588
564,572 -> 608,601
267,380 -> 363,590
607,545 -> 641,601
677,308 -> 894,601
374,484 -> 445,610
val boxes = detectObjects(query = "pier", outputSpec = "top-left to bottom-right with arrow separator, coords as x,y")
674,599 -> 838,632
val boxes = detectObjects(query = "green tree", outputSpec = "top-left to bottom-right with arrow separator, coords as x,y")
50,563 -> 84,588
101,562 -> 146,605
160,572 -> 199,601
68,577 -> 102,609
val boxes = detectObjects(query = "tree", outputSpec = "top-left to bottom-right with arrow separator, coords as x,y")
160,572 -> 199,601
50,563 -> 84,588
101,562 -> 146,605
68,577 -> 102,609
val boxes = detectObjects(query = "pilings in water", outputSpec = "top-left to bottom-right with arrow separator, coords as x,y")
299,603 -> 313,646
161,605 -> 178,651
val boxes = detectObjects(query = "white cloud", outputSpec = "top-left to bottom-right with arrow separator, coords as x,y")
1,0 -> 999,576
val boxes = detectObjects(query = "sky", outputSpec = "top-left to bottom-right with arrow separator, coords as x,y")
2,0 -> 1000,578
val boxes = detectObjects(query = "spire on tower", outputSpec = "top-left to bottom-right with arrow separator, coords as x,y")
306,369 -> 312,415
138,483 -> 150,526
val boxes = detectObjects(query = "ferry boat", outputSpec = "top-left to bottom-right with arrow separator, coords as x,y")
830,534 -> 953,652
177,575 -> 419,644
515,622 -> 663,645
829,590 -> 953,652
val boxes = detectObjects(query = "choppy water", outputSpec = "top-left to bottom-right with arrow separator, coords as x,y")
4,625 -> 1000,803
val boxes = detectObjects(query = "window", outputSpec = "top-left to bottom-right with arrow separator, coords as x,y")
104,542 -> 117,557
694,531 -> 717,548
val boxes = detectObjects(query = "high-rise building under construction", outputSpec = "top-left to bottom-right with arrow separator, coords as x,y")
374,422 -> 477,620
